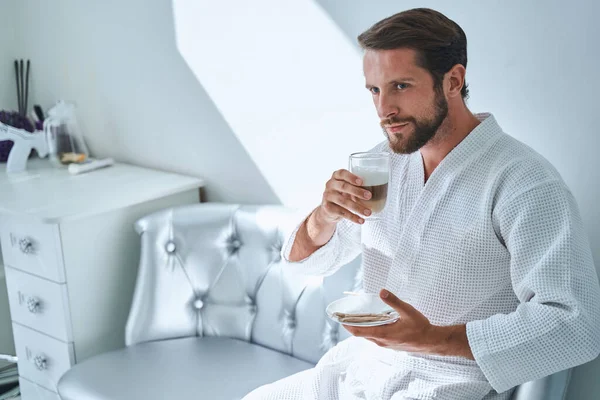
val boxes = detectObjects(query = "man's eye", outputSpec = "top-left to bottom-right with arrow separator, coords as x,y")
370,87 -> 380,95
396,83 -> 409,90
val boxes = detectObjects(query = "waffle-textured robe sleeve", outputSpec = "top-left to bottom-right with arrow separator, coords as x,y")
466,179 -> 600,393
282,212 -> 361,276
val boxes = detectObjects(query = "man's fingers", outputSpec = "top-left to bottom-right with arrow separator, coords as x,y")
332,169 -> 364,186
380,289 -> 420,319
327,192 -> 371,217
322,170 -> 373,223
330,179 -> 372,200
322,201 -> 364,224
343,324 -> 390,339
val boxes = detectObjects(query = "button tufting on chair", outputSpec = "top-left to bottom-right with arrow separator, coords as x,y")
229,239 -> 242,253
165,241 -> 176,253
283,311 -> 296,330
193,298 -> 204,310
325,325 -> 339,345
271,248 -> 282,262
286,319 -> 296,330
330,330 -> 339,344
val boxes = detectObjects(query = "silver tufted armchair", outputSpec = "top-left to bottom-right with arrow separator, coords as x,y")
57,204 -> 571,399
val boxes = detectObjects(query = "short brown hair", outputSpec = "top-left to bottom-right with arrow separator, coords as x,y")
358,8 -> 469,100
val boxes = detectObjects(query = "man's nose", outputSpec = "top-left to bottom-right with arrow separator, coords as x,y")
376,94 -> 398,120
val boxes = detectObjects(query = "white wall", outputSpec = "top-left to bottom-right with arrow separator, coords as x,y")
0,0 -> 17,357
11,0 -> 278,204
315,0 -> 600,398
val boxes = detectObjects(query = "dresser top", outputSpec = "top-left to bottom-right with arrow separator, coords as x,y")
0,158 -> 204,223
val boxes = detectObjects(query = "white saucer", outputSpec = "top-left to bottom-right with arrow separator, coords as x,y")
326,293 -> 400,327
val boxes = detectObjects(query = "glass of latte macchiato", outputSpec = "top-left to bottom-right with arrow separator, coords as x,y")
349,152 -> 390,218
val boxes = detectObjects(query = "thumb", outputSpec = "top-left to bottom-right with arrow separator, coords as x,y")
380,289 -> 419,318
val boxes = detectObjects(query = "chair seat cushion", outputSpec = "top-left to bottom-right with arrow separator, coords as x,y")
57,336 -> 314,400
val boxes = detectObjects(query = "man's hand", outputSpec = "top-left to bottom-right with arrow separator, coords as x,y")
343,289 -> 475,360
319,169 -> 373,225
289,169 -> 372,261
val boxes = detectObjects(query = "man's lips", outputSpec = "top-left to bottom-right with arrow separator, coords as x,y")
385,122 -> 409,133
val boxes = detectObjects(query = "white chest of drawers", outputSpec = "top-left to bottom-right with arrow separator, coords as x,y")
0,159 -> 203,398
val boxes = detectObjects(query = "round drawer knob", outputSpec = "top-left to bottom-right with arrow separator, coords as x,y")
19,237 -> 35,255
33,354 -> 47,371
26,297 -> 41,314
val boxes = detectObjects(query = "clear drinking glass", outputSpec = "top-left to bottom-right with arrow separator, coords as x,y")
348,152 -> 390,219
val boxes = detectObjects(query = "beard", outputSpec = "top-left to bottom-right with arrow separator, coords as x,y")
380,89 -> 449,154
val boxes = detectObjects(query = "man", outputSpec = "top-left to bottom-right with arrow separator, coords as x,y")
244,8 -> 600,400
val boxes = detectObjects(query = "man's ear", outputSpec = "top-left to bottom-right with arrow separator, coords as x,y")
445,64 -> 466,99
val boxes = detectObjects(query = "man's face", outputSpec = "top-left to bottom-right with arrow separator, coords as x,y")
363,48 -> 448,154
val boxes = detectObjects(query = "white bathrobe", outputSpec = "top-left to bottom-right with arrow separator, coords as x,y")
243,113 -> 600,400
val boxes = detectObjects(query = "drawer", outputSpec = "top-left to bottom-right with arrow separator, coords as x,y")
19,377 -> 61,400
0,216 -> 65,283
12,323 -> 75,393
5,266 -> 73,342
